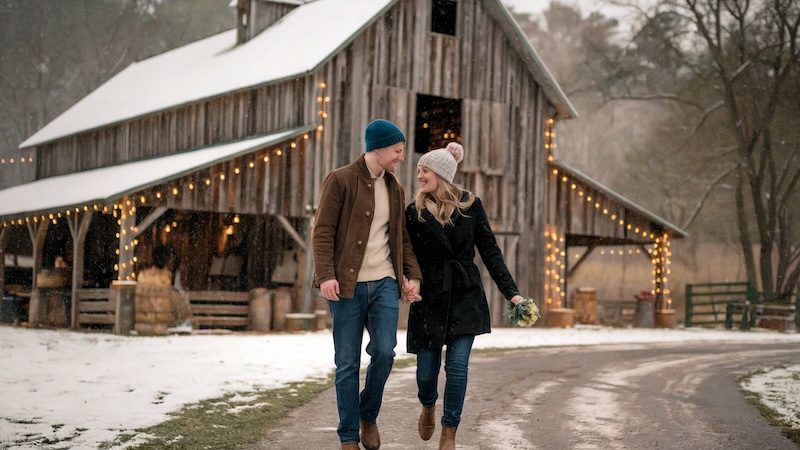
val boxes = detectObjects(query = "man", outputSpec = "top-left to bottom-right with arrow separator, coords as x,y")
313,119 -> 422,450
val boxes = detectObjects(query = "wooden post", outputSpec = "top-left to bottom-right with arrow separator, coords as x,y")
66,212 -> 93,329
111,280 -> 136,335
0,227 -> 9,300
26,221 -> 49,327
118,199 -> 136,281
300,215 -> 314,314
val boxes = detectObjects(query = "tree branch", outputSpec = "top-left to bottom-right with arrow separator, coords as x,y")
680,163 -> 738,230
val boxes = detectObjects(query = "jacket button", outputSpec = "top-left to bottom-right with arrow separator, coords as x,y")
368,183 -> 372,188
366,211 -> 371,216
358,240 -> 363,245
349,268 -> 355,273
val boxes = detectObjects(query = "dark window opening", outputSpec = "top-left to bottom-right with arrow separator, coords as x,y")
414,94 -> 462,154
431,0 -> 457,36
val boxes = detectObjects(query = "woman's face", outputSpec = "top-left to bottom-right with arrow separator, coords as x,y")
416,166 -> 439,194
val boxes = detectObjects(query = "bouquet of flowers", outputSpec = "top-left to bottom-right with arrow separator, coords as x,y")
507,297 -> 540,327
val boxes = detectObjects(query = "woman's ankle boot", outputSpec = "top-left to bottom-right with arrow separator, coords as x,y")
439,426 -> 456,450
418,405 -> 436,440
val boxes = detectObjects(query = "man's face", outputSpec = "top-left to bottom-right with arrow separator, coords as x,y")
374,141 -> 406,173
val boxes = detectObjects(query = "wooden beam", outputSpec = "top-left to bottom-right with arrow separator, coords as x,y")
275,214 -> 307,251
132,206 -> 168,239
66,212 -> 94,329
567,244 -> 596,280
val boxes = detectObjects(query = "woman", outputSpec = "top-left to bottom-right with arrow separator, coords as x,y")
405,142 -> 524,450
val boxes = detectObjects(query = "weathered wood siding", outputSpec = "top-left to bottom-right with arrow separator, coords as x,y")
308,0 -> 551,322
36,79 -> 310,178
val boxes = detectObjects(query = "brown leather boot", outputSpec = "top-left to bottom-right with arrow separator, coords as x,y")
418,405 -> 436,440
341,444 -> 359,450
439,426 -> 456,450
360,421 -> 380,450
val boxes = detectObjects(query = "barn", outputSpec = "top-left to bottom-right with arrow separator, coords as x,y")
0,0 -> 685,332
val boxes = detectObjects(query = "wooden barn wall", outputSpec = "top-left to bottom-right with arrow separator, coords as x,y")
36,79 -> 310,178
305,0 -> 550,323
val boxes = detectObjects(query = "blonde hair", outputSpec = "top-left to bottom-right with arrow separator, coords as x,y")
414,174 -> 475,226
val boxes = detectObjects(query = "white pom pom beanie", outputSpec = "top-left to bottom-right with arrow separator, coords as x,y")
417,142 -> 464,183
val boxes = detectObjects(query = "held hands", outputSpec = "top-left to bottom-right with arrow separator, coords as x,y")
510,295 -> 524,305
402,277 -> 422,303
320,279 -> 340,301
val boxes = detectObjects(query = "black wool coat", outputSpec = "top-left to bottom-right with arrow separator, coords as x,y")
405,196 -> 520,354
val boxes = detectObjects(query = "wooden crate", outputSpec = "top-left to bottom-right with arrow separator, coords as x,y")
188,290 -> 250,329
76,289 -> 115,328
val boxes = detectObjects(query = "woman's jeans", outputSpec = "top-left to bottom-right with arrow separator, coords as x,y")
416,334 -> 475,428
328,277 -> 399,444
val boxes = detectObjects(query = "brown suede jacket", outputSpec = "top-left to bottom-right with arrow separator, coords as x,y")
312,154 -> 422,299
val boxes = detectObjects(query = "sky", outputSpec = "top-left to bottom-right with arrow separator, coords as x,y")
502,0 -> 634,18
1,325 -> 799,449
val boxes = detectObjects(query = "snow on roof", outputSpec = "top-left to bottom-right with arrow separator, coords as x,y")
20,0 -> 396,148
2,126 -> 312,219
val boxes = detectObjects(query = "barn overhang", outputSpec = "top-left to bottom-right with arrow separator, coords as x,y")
551,159 -> 688,240
545,159 -> 687,313
0,125 -> 313,223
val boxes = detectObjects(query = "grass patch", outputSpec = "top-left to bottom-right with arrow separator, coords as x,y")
740,368 -> 800,447
102,372 -> 334,450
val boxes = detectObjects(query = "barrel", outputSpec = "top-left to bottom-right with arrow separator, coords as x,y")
572,287 -> 598,324
37,269 -> 70,327
249,288 -> 273,332
134,284 -> 172,335
271,287 -> 292,331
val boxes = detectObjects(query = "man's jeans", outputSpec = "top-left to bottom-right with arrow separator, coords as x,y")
416,334 -> 475,428
328,277 -> 399,444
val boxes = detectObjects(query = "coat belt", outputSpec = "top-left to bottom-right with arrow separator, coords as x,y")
440,259 -> 473,292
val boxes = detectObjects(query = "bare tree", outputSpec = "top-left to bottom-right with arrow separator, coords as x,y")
610,0 -> 800,295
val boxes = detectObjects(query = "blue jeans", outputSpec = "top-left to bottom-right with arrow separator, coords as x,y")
416,334 -> 475,428
328,277 -> 399,444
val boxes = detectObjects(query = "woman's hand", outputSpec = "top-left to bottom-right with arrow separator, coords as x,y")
403,277 -> 422,303
510,295 -> 524,305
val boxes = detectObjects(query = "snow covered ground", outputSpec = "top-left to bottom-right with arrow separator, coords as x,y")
1,325 -> 798,449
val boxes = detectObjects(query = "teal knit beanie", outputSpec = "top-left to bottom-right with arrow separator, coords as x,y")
364,119 -> 406,152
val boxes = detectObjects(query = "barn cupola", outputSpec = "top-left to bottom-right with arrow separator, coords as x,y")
235,0 -> 309,45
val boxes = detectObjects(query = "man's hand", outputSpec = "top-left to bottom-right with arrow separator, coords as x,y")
321,279 -> 341,301
402,277 -> 422,303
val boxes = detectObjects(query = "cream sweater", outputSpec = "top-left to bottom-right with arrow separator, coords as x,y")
357,171 -> 396,282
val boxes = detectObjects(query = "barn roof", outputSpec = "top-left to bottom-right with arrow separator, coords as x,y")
551,159 -> 688,239
2,126 -> 313,220
20,0 -> 576,149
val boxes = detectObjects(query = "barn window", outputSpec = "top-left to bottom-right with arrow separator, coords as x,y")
414,94 -> 462,154
431,0 -> 457,36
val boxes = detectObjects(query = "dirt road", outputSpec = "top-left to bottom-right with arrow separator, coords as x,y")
248,342 -> 799,449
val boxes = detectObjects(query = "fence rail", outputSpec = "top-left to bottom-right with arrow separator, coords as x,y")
686,282 -> 798,331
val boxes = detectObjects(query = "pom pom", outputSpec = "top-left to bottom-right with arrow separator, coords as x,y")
445,142 -> 464,164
